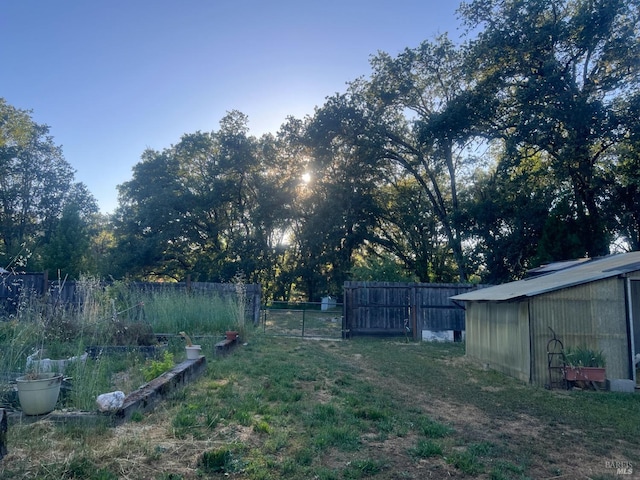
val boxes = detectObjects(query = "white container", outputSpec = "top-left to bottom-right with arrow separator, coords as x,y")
16,373 -> 63,415
185,345 -> 202,360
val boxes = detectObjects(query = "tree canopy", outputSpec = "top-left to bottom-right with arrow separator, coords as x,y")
4,0 -> 640,296
0,99 -> 98,277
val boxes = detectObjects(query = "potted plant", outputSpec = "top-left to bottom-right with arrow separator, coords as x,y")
15,351 -> 64,415
563,345 -> 606,382
179,331 -> 202,359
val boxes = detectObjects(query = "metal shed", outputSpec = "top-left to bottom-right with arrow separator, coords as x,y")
451,252 -> 640,387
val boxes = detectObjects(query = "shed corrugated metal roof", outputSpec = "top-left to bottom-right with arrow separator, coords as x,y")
451,252 -> 640,302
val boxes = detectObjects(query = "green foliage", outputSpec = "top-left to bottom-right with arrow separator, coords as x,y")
42,202 -> 94,279
0,98 -> 98,274
0,280 -> 246,411
112,112 -> 294,286
142,351 -> 174,382
63,352 -> 147,411
459,0 -> 640,259
63,457 -> 118,480
129,411 -> 144,422
564,346 -> 606,368
349,250 -> 418,282
5,0 -> 640,293
253,419 -> 272,434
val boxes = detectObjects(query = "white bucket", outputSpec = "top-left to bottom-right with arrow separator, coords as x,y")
185,345 -> 202,360
16,373 -> 63,415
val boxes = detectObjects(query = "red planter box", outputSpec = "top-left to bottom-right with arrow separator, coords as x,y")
226,331 -> 239,341
563,366 -> 606,382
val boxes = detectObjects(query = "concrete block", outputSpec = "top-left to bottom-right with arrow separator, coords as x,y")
608,379 -> 636,393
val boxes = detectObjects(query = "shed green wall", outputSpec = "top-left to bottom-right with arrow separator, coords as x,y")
465,277 -> 632,386
466,301 -> 530,382
529,278 -> 630,385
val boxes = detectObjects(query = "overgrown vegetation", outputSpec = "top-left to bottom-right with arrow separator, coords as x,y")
3,336 -> 638,479
0,278 -> 248,410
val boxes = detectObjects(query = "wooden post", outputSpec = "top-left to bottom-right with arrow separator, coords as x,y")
0,408 -> 7,460
42,270 -> 49,296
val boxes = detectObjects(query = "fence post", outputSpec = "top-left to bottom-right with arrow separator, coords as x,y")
252,286 -> 261,325
411,286 -> 418,340
262,307 -> 267,334
0,408 -> 7,460
42,270 -> 49,296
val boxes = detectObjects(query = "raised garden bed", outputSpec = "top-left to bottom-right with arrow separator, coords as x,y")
6,356 -> 207,426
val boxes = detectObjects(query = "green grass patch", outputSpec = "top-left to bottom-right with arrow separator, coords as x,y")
409,439 -> 443,458
198,448 -> 235,474
4,334 -> 640,479
447,450 -> 484,475
343,458 -> 388,478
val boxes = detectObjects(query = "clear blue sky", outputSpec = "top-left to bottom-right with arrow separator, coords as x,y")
1,1 -> 463,213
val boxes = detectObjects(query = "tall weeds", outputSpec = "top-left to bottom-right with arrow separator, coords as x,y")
138,287 -> 236,335
1,277 -> 250,410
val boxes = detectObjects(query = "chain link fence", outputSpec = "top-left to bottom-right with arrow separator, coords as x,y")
260,301 -> 344,339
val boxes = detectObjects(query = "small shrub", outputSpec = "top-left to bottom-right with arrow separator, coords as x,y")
314,425 -> 360,451
353,406 -> 387,421
172,406 -> 198,431
142,351 -> 174,382
468,441 -> 500,457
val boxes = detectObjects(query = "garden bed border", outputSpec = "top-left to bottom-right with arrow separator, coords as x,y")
6,356 -> 206,428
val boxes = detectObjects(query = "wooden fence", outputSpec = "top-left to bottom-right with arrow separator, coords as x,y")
0,273 -> 261,325
343,281 -> 483,340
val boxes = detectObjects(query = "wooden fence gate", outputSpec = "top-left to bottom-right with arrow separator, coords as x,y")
343,282 -> 482,340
